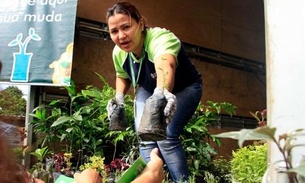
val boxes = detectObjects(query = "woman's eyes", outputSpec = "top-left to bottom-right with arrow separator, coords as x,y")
110,30 -> 118,34
122,25 -> 130,30
110,25 -> 131,34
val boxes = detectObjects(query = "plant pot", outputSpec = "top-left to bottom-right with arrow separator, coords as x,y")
33,169 -> 53,183
263,163 -> 299,183
11,52 -> 33,82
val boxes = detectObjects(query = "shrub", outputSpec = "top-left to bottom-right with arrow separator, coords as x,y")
204,157 -> 231,183
230,143 -> 267,183
181,101 -> 236,179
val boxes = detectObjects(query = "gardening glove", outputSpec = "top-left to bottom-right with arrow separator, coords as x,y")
106,93 -> 127,131
153,87 -> 177,125
163,88 -> 177,124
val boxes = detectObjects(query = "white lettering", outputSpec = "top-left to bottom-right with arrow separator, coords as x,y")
18,0 -> 69,8
28,0 -> 35,5
40,0 -> 49,6
24,11 -> 62,22
48,0 -> 57,8
0,14 -> 19,23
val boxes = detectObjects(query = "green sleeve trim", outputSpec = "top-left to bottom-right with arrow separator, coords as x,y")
145,27 -> 181,63
112,46 -> 129,79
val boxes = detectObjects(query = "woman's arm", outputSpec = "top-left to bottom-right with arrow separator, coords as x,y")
154,54 -> 176,92
116,77 -> 131,94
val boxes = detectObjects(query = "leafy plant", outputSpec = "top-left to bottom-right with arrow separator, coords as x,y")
31,146 -> 51,163
79,155 -> 107,182
30,73 -> 138,170
30,146 -> 54,183
214,126 -> 305,182
105,158 -> 130,182
29,74 -> 239,182
181,100 -> 237,179
249,109 -> 267,127
205,157 -> 231,183
230,143 -> 267,183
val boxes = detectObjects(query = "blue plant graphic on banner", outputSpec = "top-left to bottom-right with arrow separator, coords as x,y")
8,27 -> 41,82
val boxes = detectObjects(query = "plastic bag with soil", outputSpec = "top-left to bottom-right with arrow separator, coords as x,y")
138,93 -> 167,141
108,101 -> 127,131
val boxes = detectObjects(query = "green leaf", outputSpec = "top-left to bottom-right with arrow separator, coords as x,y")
52,116 -> 72,127
60,134 -> 67,142
213,126 -> 276,147
194,160 -> 199,170
186,147 -> 197,152
66,127 -> 73,133
84,138 -> 89,143
73,113 -> 82,121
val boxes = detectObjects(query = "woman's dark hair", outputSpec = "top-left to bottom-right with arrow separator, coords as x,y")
106,2 -> 142,23
0,123 -> 28,183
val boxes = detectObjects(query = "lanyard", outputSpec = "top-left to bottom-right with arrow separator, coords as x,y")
129,53 -> 144,94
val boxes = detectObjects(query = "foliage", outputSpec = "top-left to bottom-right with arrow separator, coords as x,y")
79,155 -> 107,182
30,146 -> 54,183
0,86 -> 26,115
230,143 -> 267,183
249,109 -> 267,127
30,73 -> 137,170
204,157 -> 231,183
52,152 -> 68,173
180,101 -> 236,179
214,126 -> 305,182
105,158 -> 130,181
30,146 -> 51,163
29,74 -> 238,181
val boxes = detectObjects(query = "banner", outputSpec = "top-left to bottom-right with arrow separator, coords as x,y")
0,0 -> 78,85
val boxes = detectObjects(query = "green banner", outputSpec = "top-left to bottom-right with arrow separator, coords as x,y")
0,0 -> 78,85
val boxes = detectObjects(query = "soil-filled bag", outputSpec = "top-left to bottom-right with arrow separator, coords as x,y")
138,93 -> 167,141
108,101 -> 127,131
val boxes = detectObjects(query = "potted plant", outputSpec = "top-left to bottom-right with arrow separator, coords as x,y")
214,125 -> 305,183
30,146 -> 54,183
8,27 -> 41,82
